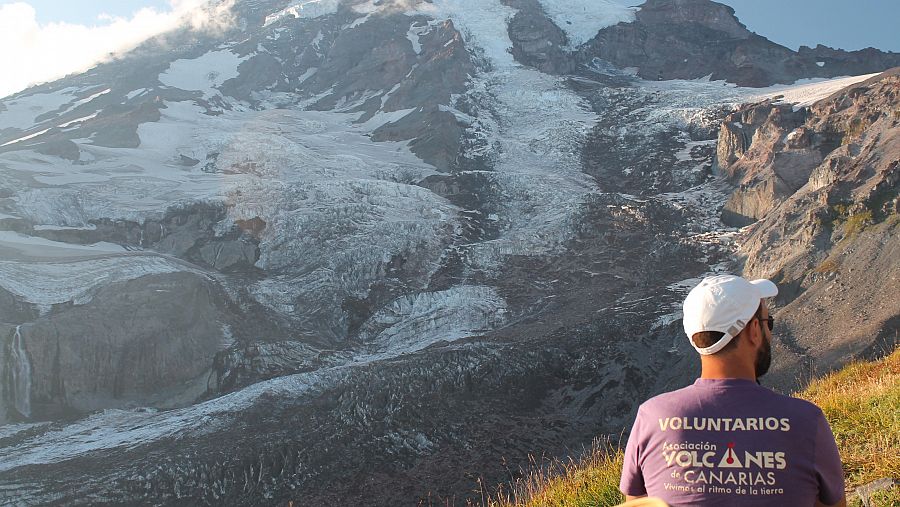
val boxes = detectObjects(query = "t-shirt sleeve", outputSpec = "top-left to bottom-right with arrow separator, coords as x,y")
814,410 -> 845,505
619,406 -> 647,497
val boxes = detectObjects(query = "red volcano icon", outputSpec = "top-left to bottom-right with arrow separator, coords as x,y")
726,442 -> 736,464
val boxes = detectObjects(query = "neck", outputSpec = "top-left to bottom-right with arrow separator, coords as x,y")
699,356 -> 756,381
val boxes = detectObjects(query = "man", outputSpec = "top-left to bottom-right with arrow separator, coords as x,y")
619,275 -> 846,506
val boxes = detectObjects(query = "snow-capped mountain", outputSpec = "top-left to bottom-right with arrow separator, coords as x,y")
0,0 -> 896,504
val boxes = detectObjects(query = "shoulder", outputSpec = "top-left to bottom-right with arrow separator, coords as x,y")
638,384 -> 699,414
764,389 -> 825,418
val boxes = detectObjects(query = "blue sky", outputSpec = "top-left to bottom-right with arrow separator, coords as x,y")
701,0 -> 900,53
23,0 -> 170,25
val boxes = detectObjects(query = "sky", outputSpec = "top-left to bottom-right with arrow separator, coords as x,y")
1,0 -> 898,99
20,0 -> 170,25
0,0 -> 234,99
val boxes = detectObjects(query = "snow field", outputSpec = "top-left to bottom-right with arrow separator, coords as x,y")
158,50 -> 248,97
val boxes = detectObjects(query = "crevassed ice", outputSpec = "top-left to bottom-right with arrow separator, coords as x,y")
358,286 -> 508,355
0,255 -> 190,307
411,0 -> 600,268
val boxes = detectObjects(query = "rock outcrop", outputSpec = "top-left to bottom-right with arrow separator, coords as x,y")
720,69 -> 900,388
579,0 -> 900,86
716,101 -> 812,226
2,272 -> 232,420
504,0 -> 574,75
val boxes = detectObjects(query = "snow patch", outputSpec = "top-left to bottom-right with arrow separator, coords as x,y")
754,73 -> 879,110
10,325 -> 32,418
357,107 -> 416,130
0,87 -> 79,130
0,128 -> 51,147
536,0 -> 635,47
298,67 -> 318,83
407,22 -> 430,55
58,112 -> 99,128
159,50 -> 247,97
126,88 -> 148,100
71,88 -> 110,108
0,231 -> 125,258
263,0 -> 340,27
345,1 -> 379,29
33,224 -> 97,231
674,139 -> 716,162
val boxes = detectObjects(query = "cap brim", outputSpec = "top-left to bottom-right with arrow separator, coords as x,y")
749,279 -> 778,298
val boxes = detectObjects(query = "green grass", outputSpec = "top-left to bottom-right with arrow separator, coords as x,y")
841,210 -> 874,238
489,347 -> 900,507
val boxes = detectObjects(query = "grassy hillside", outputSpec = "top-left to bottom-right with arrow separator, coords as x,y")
799,347 -> 899,506
488,347 -> 899,507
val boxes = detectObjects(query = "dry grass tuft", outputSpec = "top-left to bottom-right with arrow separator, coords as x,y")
797,347 -> 900,495
487,439 -> 625,507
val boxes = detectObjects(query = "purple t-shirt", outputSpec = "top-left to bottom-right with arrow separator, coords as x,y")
620,378 -> 844,506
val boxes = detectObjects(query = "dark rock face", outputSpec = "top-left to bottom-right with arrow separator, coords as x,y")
579,0 -> 900,86
504,0 -> 574,74
371,105 -> 465,171
799,44 -> 900,77
15,272 -> 231,418
20,202 -> 262,273
207,340 -> 347,395
0,289 -> 37,324
722,69 -> 900,389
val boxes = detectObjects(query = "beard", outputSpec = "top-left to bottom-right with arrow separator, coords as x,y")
755,337 -> 772,378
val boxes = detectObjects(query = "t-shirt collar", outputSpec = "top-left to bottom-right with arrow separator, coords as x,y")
693,377 -> 759,388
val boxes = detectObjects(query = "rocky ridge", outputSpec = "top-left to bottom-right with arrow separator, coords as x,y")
579,0 -> 900,86
717,69 -> 900,388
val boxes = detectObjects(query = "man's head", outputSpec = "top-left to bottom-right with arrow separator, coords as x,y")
683,275 -> 777,378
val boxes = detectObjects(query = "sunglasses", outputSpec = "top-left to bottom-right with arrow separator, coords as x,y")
759,315 -> 774,331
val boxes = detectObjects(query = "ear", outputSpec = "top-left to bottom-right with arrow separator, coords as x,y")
743,317 -> 762,348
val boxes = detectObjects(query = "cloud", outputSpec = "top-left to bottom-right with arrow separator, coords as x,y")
0,0 -> 235,99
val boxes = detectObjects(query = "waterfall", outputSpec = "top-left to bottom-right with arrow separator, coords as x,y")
10,325 -> 32,419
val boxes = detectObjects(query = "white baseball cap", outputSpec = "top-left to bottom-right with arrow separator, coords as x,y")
682,275 -> 778,355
